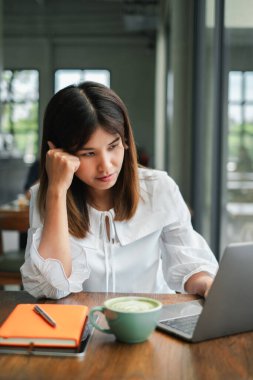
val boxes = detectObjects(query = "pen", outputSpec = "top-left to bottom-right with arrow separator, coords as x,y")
33,305 -> 57,328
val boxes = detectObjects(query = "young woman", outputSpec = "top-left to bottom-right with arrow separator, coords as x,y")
21,81 -> 218,299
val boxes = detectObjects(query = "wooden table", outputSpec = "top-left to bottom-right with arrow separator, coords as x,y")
0,202 -> 29,285
1,291 -> 253,380
0,201 -> 29,255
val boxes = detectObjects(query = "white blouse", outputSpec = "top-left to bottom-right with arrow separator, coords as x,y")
21,168 -> 218,299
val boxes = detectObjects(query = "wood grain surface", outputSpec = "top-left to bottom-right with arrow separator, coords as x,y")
0,290 -> 252,380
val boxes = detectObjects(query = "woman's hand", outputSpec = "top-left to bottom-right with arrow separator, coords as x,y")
184,272 -> 214,298
46,141 -> 80,193
38,141 -> 79,276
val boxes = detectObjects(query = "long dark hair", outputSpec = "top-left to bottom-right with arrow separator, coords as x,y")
38,81 -> 139,238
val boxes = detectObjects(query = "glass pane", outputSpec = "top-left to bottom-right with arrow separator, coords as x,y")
245,72 -> 253,101
0,70 -> 39,162
245,105 -> 253,124
10,103 -> 38,131
0,70 -> 12,101
54,70 -> 82,93
12,71 -> 39,102
83,70 -> 110,87
14,131 -> 38,161
55,69 -> 111,93
0,70 -> 38,102
228,104 -> 242,127
229,71 -> 242,102
1,103 -> 11,132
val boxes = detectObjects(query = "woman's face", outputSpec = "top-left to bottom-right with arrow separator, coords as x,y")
75,126 -> 125,194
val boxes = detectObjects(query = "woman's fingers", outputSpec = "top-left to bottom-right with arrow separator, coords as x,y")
47,141 -> 56,150
47,142 -> 79,172
46,147 -> 80,191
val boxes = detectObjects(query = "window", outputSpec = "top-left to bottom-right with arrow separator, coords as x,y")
222,70 -> 253,248
55,69 -> 110,93
228,71 -> 253,174
0,70 -> 39,163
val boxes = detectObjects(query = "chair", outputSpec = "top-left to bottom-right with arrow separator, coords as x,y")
0,206 -> 29,287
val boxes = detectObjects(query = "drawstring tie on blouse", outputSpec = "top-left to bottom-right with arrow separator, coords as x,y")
100,211 -> 116,293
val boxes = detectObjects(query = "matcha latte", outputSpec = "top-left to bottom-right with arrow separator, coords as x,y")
108,298 -> 158,313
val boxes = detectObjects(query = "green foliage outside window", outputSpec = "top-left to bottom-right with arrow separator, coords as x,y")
228,123 -> 253,164
0,70 -> 39,162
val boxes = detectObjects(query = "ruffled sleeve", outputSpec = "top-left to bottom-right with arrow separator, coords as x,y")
20,185 -> 90,299
159,175 -> 218,293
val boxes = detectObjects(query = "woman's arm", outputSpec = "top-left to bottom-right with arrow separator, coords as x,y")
21,225 -> 90,299
38,142 -> 80,277
159,173 -> 218,294
184,272 -> 214,298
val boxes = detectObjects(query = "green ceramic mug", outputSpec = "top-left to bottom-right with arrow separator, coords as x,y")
89,296 -> 162,344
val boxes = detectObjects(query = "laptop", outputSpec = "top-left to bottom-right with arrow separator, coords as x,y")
157,242 -> 253,342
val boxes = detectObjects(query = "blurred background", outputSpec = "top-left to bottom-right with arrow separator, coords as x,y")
0,0 -> 253,260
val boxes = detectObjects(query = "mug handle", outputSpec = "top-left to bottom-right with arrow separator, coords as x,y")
89,306 -> 113,334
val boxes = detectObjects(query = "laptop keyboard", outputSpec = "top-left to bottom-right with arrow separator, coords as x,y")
160,314 -> 199,335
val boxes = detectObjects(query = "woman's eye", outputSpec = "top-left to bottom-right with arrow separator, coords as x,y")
108,144 -> 118,151
81,152 -> 95,157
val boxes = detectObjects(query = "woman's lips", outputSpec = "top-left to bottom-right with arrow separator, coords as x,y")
96,173 -> 116,182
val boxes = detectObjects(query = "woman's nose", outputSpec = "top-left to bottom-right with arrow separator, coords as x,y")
98,153 -> 110,172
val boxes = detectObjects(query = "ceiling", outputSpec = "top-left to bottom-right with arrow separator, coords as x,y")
3,0 -> 160,39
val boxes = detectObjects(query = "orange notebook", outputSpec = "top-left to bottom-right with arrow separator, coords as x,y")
0,304 -> 89,348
